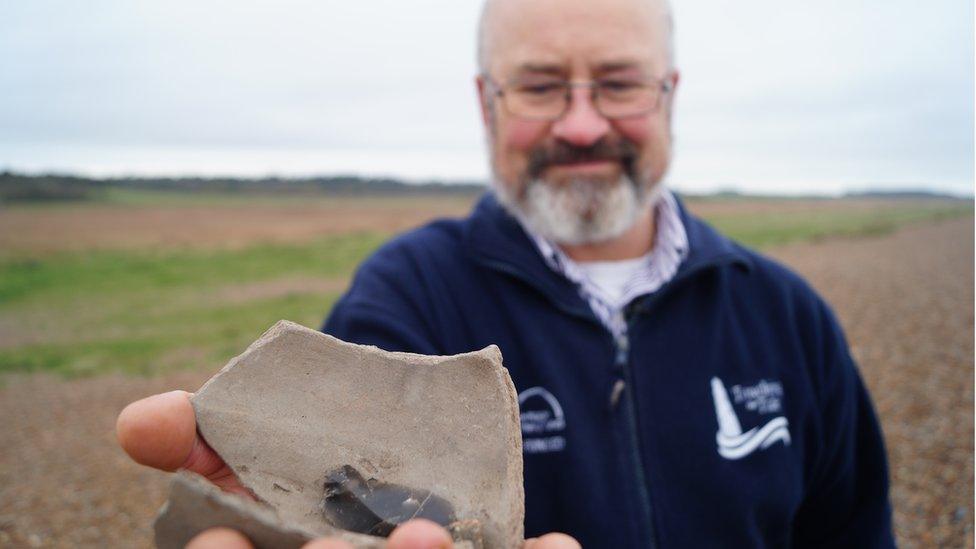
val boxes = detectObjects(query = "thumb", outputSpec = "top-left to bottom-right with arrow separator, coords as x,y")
117,390 -> 197,471
116,390 -> 249,496
386,519 -> 453,549
524,533 -> 581,549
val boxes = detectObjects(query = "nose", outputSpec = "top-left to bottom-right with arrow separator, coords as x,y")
550,86 -> 611,147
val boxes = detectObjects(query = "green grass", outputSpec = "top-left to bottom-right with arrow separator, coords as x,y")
0,196 -> 971,377
706,202 -> 973,248
0,232 -> 385,377
0,292 -> 337,377
0,231 -> 385,305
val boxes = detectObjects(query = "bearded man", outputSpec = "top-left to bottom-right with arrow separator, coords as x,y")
118,0 -> 895,546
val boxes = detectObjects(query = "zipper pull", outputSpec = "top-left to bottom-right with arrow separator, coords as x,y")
609,378 -> 626,410
614,333 -> 629,366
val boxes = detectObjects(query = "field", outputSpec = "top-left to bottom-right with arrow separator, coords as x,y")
0,190 -> 972,547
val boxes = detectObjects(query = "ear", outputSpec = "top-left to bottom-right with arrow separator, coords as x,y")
475,75 -> 492,129
668,69 -> 681,95
663,69 -> 680,121
666,69 -> 681,107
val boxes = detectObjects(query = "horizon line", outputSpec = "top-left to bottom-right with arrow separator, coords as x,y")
3,169 -> 972,200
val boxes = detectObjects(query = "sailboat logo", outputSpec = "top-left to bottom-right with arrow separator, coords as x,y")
711,377 -> 791,460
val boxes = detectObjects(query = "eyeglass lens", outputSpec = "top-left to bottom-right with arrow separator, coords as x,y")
502,81 -> 664,120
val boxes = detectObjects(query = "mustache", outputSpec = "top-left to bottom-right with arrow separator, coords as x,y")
526,139 -> 639,179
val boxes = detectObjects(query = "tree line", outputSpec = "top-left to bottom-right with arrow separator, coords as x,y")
0,171 -> 484,202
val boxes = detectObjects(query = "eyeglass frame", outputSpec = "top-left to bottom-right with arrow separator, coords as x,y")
483,72 -> 675,121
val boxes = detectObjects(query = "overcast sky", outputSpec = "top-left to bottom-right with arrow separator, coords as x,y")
1,0 -> 973,195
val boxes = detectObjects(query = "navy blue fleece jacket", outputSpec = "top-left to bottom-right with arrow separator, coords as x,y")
322,193 -> 894,548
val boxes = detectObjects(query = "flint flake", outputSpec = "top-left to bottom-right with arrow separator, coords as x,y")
321,465 -> 456,537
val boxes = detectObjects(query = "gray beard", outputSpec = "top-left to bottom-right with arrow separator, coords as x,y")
493,174 -> 662,245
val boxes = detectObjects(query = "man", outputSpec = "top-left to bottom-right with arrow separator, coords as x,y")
118,0 -> 895,546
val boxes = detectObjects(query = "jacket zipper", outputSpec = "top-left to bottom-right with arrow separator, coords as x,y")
487,257 -> 662,545
481,257 -> 735,548
615,329 -> 658,549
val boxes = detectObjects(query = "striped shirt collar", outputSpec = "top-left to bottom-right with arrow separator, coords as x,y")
521,189 -> 689,338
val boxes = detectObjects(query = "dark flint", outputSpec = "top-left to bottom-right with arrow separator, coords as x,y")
321,465 -> 456,537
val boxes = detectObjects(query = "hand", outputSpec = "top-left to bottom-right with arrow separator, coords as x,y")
117,391 -> 580,548
184,519 -> 451,549
185,520 -> 580,548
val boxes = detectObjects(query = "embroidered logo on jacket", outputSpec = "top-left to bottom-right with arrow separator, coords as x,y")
711,377 -> 790,460
519,387 -> 566,454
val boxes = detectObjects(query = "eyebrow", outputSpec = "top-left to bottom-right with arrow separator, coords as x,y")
513,59 -> 647,76
513,63 -> 566,76
594,60 -> 644,72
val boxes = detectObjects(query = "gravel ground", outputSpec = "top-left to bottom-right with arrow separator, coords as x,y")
0,216 -> 971,548
771,216 -> 974,548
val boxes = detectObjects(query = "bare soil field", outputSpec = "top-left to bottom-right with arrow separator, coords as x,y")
0,195 -> 475,256
0,214 -> 972,548
0,194 -> 946,256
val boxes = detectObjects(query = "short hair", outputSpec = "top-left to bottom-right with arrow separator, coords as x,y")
476,0 -> 675,75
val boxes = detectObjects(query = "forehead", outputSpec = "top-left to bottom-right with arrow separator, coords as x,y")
484,0 -> 670,76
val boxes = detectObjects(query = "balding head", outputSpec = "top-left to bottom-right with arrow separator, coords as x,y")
477,0 -> 675,76
475,0 -> 681,249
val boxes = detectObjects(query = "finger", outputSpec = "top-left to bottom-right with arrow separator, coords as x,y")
117,391 -> 197,471
186,527 -> 254,549
523,533 -> 581,549
301,539 -> 356,549
386,519 -> 453,549
180,432 -> 252,497
116,390 -> 251,497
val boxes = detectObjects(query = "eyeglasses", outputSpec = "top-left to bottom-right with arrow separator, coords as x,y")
486,74 -> 674,120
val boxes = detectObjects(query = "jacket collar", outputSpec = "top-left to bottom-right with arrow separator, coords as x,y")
464,191 -> 753,317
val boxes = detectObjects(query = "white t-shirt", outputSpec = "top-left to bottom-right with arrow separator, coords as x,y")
520,189 -> 690,338
575,254 -> 654,308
